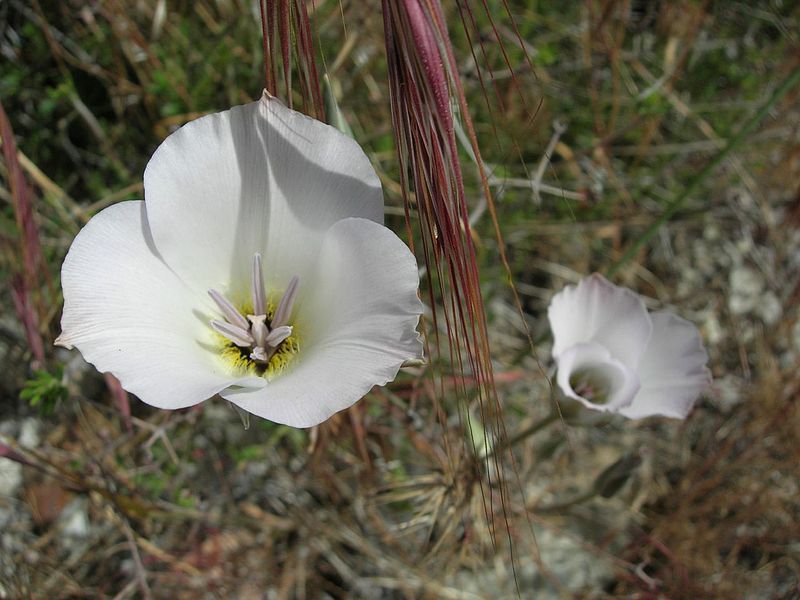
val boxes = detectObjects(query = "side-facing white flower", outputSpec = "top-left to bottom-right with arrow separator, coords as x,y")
547,274 -> 710,419
57,93 -> 423,428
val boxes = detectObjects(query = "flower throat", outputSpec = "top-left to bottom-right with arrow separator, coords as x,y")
208,253 -> 299,379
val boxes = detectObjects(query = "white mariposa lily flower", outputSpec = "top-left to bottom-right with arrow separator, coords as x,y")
547,274 -> 710,419
57,93 -> 423,428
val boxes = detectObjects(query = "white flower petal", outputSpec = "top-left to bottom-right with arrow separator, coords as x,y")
59,201 -> 265,409
555,342 -> 640,412
143,93 -> 384,297
221,218 -> 423,427
620,312 -> 711,419
548,274 -> 653,370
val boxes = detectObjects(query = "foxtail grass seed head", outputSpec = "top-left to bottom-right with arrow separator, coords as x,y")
57,93 -> 423,428
548,274 -> 711,420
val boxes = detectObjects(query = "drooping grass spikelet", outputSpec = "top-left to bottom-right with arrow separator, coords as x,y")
259,0 -> 324,120
381,0 -> 523,551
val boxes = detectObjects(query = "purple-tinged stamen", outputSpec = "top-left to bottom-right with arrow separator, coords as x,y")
252,253 -> 266,316
265,325 -> 292,347
272,275 -> 299,329
208,289 -> 249,331
211,320 -> 254,347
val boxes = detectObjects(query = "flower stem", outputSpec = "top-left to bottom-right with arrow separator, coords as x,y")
485,411 -> 560,458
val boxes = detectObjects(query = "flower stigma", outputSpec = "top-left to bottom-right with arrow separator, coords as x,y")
209,253 -> 300,380
569,366 -> 613,405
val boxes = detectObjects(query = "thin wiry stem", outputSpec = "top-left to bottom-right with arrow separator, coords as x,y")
484,411 -> 560,459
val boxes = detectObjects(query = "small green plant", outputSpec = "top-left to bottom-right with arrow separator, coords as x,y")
20,365 -> 68,416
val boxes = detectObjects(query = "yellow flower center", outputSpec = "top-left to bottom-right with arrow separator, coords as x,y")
208,253 -> 301,381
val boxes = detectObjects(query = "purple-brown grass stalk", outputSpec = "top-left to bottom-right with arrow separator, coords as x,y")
381,0 -> 522,550
260,0 -> 324,120
1,100 -> 46,365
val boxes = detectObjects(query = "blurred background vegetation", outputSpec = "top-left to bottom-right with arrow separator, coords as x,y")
1,0 -> 799,597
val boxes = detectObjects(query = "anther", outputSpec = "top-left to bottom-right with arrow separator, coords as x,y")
252,253 -> 266,316
272,275 -> 299,329
208,289 -> 249,331
211,320 -> 254,347
265,325 -> 293,347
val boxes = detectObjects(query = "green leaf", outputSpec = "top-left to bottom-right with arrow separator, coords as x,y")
323,74 -> 354,138
20,365 -> 68,416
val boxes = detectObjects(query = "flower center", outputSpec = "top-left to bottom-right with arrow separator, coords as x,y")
569,366 -> 613,405
208,253 -> 300,379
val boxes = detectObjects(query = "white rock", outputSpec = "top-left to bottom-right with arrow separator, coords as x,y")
59,498 -> 90,538
729,186 -> 755,210
18,418 -> 40,449
532,526 -> 615,592
692,240 -> 715,276
710,374 -> 745,412
677,266 -> 701,298
703,312 -> 724,346
728,266 -> 763,315
757,291 -> 782,326
0,459 -> 22,497
446,524 -> 615,597
704,221 -> 721,241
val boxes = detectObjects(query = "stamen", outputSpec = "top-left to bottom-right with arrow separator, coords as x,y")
265,325 -> 292,347
272,275 -> 299,329
211,320 -> 254,347
208,289 -> 249,331
248,314 -> 268,348
252,253 -> 266,316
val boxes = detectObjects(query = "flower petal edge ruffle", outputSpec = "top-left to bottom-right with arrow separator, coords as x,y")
619,311 -> 711,419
